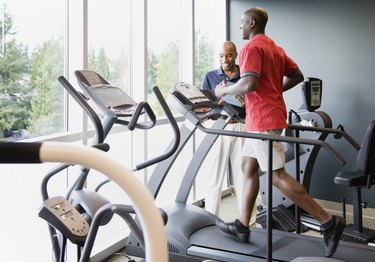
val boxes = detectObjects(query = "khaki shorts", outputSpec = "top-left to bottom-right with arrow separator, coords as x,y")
241,129 -> 285,171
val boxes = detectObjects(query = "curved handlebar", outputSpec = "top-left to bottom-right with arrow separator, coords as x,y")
0,142 -> 168,262
128,102 -> 156,130
58,76 -> 104,144
40,143 -> 109,200
134,86 -> 180,171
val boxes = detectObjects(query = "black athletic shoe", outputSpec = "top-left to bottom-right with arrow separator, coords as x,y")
216,219 -> 249,243
321,215 -> 346,257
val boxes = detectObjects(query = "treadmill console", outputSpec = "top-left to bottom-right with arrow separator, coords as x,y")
172,82 -> 220,114
75,70 -> 138,117
301,77 -> 322,112
171,82 -> 244,122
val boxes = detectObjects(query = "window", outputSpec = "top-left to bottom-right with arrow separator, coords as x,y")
193,0 -> 227,201
0,1 -> 228,260
194,0 -> 226,87
0,0 -> 65,141
87,0 -> 131,92
147,0 -> 182,113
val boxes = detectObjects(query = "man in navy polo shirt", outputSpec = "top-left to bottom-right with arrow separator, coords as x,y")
201,41 -> 257,222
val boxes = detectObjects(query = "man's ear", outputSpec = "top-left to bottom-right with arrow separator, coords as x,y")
249,19 -> 256,28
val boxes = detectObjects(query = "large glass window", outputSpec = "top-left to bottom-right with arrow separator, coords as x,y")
85,0 -> 134,171
0,0 -> 65,141
147,0 -> 181,112
0,1 -> 227,260
87,0 -> 131,91
193,0 -> 227,201
194,0 -> 226,87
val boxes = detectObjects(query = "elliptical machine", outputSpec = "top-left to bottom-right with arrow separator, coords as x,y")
38,71 -> 180,262
0,141 -> 168,262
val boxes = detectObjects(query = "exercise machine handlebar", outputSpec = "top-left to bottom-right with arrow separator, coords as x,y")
196,122 -> 346,166
288,124 -> 361,150
133,86 -> 181,171
127,101 -> 156,130
58,76 -> 105,144
0,141 -> 168,262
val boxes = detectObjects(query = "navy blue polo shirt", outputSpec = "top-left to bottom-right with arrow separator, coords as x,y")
200,65 -> 241,92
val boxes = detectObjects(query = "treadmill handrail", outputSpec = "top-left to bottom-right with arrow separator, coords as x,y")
288,123 -> 361,150
196,122 -> 346,166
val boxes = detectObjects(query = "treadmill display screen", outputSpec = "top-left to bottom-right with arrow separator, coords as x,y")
310,80 -> 321,107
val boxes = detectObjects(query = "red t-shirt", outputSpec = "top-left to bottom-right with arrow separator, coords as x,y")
239,34 -> 298,131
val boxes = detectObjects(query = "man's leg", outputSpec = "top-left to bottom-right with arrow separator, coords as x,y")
272,167 -> 346,257
205,135 -> 230,215
215,156 -> 259,243
272,167 -> 330,224
239,156 -> 260,227
228,123 -> 262,226
228,123 -> 245,214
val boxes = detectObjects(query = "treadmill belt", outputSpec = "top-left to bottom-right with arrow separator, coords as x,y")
188,226 -> 375,262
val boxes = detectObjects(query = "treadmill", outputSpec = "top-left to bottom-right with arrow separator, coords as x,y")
125,81 -> 375,261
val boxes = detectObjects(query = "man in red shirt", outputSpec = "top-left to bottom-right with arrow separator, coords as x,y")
214,7 -> 345,258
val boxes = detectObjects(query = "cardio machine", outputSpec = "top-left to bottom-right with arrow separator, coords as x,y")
39,71 -> 179,262
125,80 -> 375,262
0,141 -> 168,262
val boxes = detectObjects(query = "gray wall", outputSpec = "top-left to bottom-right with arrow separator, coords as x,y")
228,0 -> 375,206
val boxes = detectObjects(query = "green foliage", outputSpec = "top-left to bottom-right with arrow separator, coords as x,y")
0,37 -> 30,137
155,39 -> 180,97
89,47 -> 111,82
28,36 -> 64,135
0,5 -> 64,139
147,50 -> 158,93
88,47 -> 131,95
0,11 -> 15,37
146,32 -> 214,116
147,39 -> 180,115
194,30 -> 214,87
0,4 -> 216,138
110,50 -> 130,91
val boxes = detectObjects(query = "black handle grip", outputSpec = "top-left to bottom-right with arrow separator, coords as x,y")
128,102 -> 156,130
0,142 -> 42,163
134,86 -> 180,171
92,143 -> 110,152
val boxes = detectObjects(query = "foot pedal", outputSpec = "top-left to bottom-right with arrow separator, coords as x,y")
38,196 -> 89,245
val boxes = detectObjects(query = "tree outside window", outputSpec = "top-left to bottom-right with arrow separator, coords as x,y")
0,1 -> 64,140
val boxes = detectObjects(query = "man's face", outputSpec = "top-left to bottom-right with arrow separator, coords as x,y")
219,46 -> 237,71
240,14 -> 251,40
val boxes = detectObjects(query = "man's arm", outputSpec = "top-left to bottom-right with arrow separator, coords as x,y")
215,74 -> 259,98
283,67 -> 304,92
